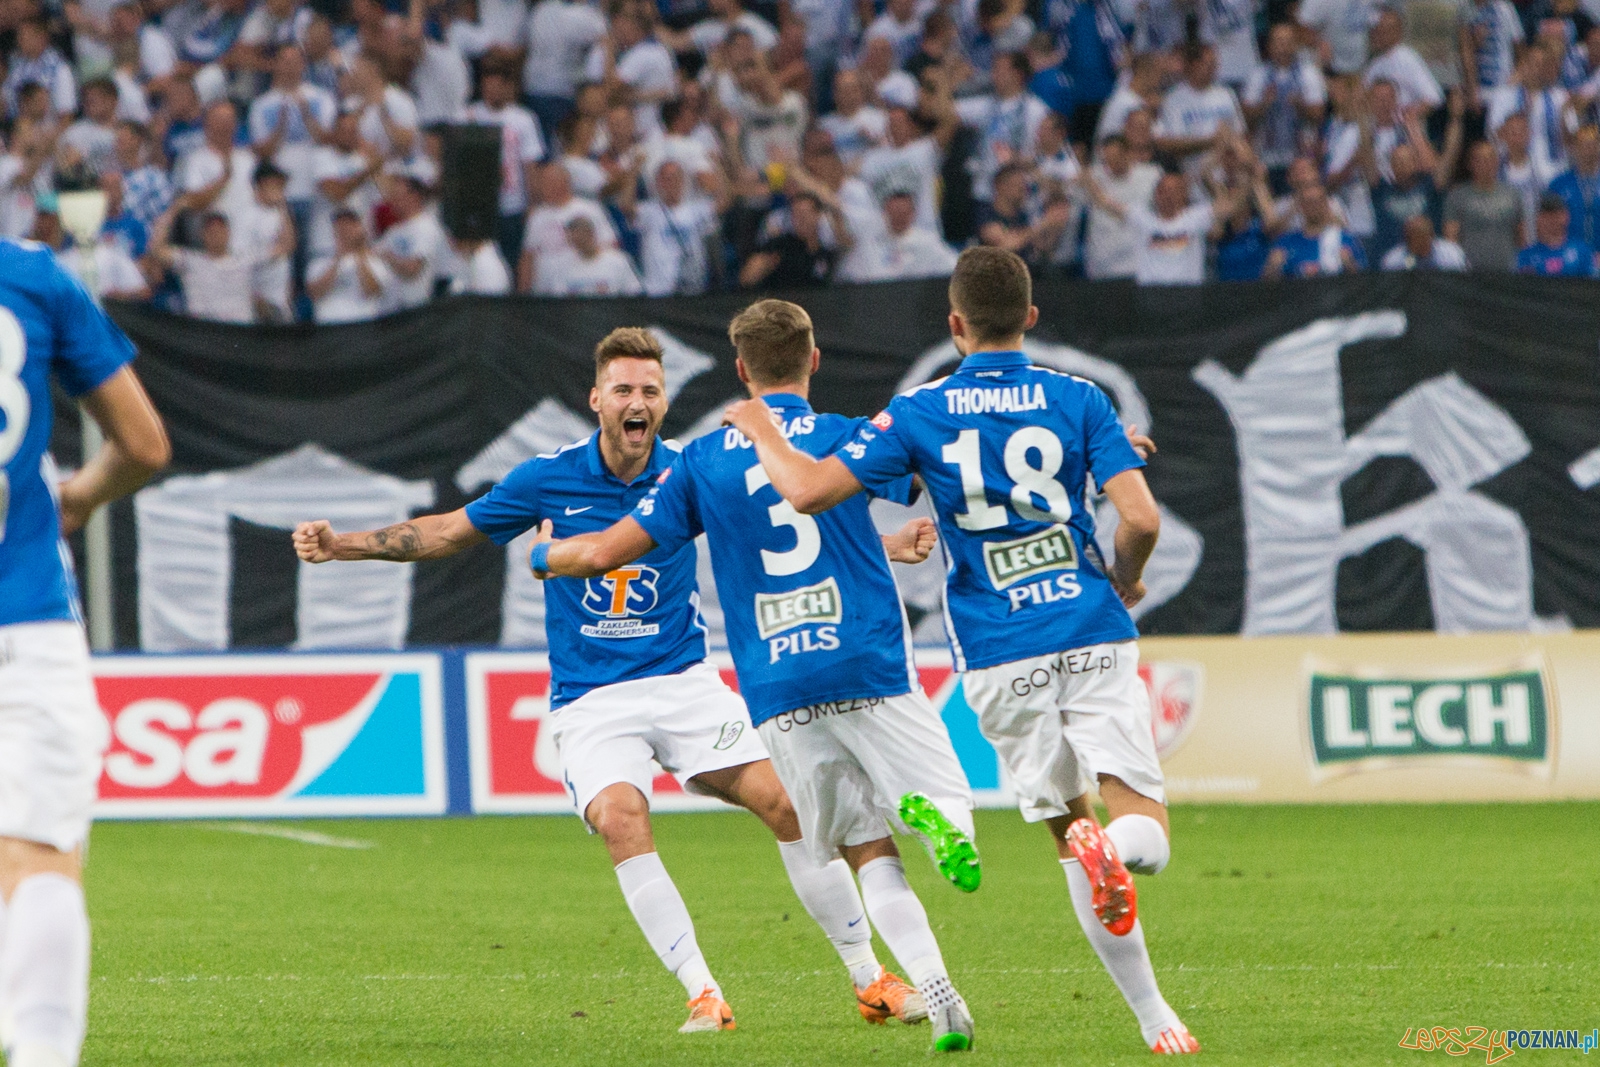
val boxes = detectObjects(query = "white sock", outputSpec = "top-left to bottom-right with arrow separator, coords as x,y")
1062,859 -> 1179,1045
857,856 -> 947,992
0,874 -> 89,1067
614,853 -> 719,999
1105,814 -> 1171,875
776,840 -> 881,989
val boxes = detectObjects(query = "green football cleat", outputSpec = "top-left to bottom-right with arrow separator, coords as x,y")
898,792 -> 981,893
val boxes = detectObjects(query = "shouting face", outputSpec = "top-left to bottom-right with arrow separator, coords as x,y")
591,357 -> 669,471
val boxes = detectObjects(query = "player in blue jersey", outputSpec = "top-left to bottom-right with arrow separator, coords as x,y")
721,248 -> 1201,1055
0,238 -> 171,1067
294,328 -> 936,1036
526,300 -> 985,1051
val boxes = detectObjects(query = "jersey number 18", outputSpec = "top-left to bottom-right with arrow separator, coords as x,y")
940,427 -> 1073,531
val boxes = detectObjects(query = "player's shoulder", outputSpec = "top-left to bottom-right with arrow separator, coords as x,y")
0,236 -> 69,287
504,434 -> 592,484
892,374 -> 951,405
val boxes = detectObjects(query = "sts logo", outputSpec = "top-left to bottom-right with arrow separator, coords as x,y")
580,565 -> 662,638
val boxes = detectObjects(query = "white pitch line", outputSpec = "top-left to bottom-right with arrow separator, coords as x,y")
202,822 -> 377,850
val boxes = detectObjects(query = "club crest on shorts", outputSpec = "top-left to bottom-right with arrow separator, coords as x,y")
713,721 -> 745,750
580,566 -> 662,638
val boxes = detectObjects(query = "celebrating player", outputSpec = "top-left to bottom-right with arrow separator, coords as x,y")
721,248 -> 1201,1055
293,328 -> 932,1036
527,300 -> 982,1052
1,239 -> 171,1067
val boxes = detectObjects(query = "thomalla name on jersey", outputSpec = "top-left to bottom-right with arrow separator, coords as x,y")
946,383 -> 1049,415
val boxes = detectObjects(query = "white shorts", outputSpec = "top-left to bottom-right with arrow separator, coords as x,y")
962,640 -> 1165,822
0,621 -> 110,852
548,661 -> 769,824
758,691 -> 974,867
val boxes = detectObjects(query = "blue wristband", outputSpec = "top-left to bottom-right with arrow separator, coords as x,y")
529,540 -> 551,575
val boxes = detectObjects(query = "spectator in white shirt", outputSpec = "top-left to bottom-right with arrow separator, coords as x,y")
375,174 -> 445,309
447,236 -> 513,294
2,19 -> 77,118
1486,42 -> 1570,179
462,56 -> 548,269
523,0 -> 608,136
148,206 -> 293,323
1243,24 -> 1329,187
520,162 -> 618,292
177,100 -> 257,254
857,93 -> 960,236
541,215 -> 644,295
104,0 -> 180,100
1083,168 -> 1241,285
1083,132 -> 1164,279
1298,0 -> 1379,75
662,0 -> 778,56
956,53 -> 1051,202
1381,213 -> 1469,268
307,208 -> 395,322
587,9 -> 678,135
873,189 -> 959,278
1155,42 -> 1248,168
817,69 -> 887,165
249,46 -> 336,286
309,109 -> 382,258
865,0 -> 932,67
726,55 -> 808,172
345,55 -> 418,161
635,160 -> 724,295
391,16 -> 470,125
58,77 -> 120,179
242,162 -> 296,321
1363,8 -> 1445,112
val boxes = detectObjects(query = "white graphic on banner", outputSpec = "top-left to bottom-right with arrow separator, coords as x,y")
1571,445 -> 1600,491
134,444 -> 434,651
453,327 -> 722,648
891,340 -> 1204,633
1195,312 -> 1545,635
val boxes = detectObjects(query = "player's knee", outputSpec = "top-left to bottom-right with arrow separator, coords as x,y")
586,789 -> 651,847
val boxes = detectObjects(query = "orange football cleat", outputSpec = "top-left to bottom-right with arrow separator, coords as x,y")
856,969 -> 928,1025
679,987 -> 736,1033
1066,818 -> 1138,936
1151,1024 -> 1201,1054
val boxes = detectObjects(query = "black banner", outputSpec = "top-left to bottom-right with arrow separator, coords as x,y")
69,274 -> 1600,650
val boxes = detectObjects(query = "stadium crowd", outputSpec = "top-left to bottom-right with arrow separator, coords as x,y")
5,0 -> 1600,321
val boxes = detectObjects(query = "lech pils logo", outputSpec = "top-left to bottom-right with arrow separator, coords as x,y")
1306,661 -> 1552,774
982,525 -> 1078,590
755,578 -> 842,640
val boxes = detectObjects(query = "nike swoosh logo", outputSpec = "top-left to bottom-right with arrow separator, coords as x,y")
668,933 -> 688,952
565,506 -> 593,515
848,915 -> 864,927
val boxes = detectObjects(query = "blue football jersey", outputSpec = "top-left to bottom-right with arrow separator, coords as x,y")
0,239 -> 135,628
632,394 -> 918,727
836,350 -> 1144,672
465,432 -> 707,707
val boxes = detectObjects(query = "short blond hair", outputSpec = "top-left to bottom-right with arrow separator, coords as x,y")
727,300 -> 814,385
594,327 -> 664,384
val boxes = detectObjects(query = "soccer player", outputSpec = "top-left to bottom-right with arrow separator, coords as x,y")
0,238 -> 171,1067
292,328 -> 934,1035
526,300 -> 982,1051
721,247 -> 1201,1055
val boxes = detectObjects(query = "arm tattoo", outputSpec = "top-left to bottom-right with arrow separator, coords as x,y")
366,522 -> 424,561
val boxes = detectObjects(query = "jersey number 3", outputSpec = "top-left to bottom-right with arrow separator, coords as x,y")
0,307 -> 31,541
745,463 -> 820,576
940,427 -> 1072,531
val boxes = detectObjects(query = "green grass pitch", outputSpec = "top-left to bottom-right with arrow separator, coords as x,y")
83,803 -> 1597,1066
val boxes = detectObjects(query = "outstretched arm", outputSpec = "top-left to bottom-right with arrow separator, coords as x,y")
293,509 -> 487,562
58,367 -> 171,535
722,399 -> 865,514
529,516 -> 657,578
1101,468 -> 1160,608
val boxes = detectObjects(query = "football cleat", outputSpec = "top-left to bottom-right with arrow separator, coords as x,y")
856,968 -> 928,1025
928,993 -> 975,1052
898,792 -> 982,892
1150,1023 -> 1201,1054
679,987 -> 736,1033
1066,818 -> 1138,936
